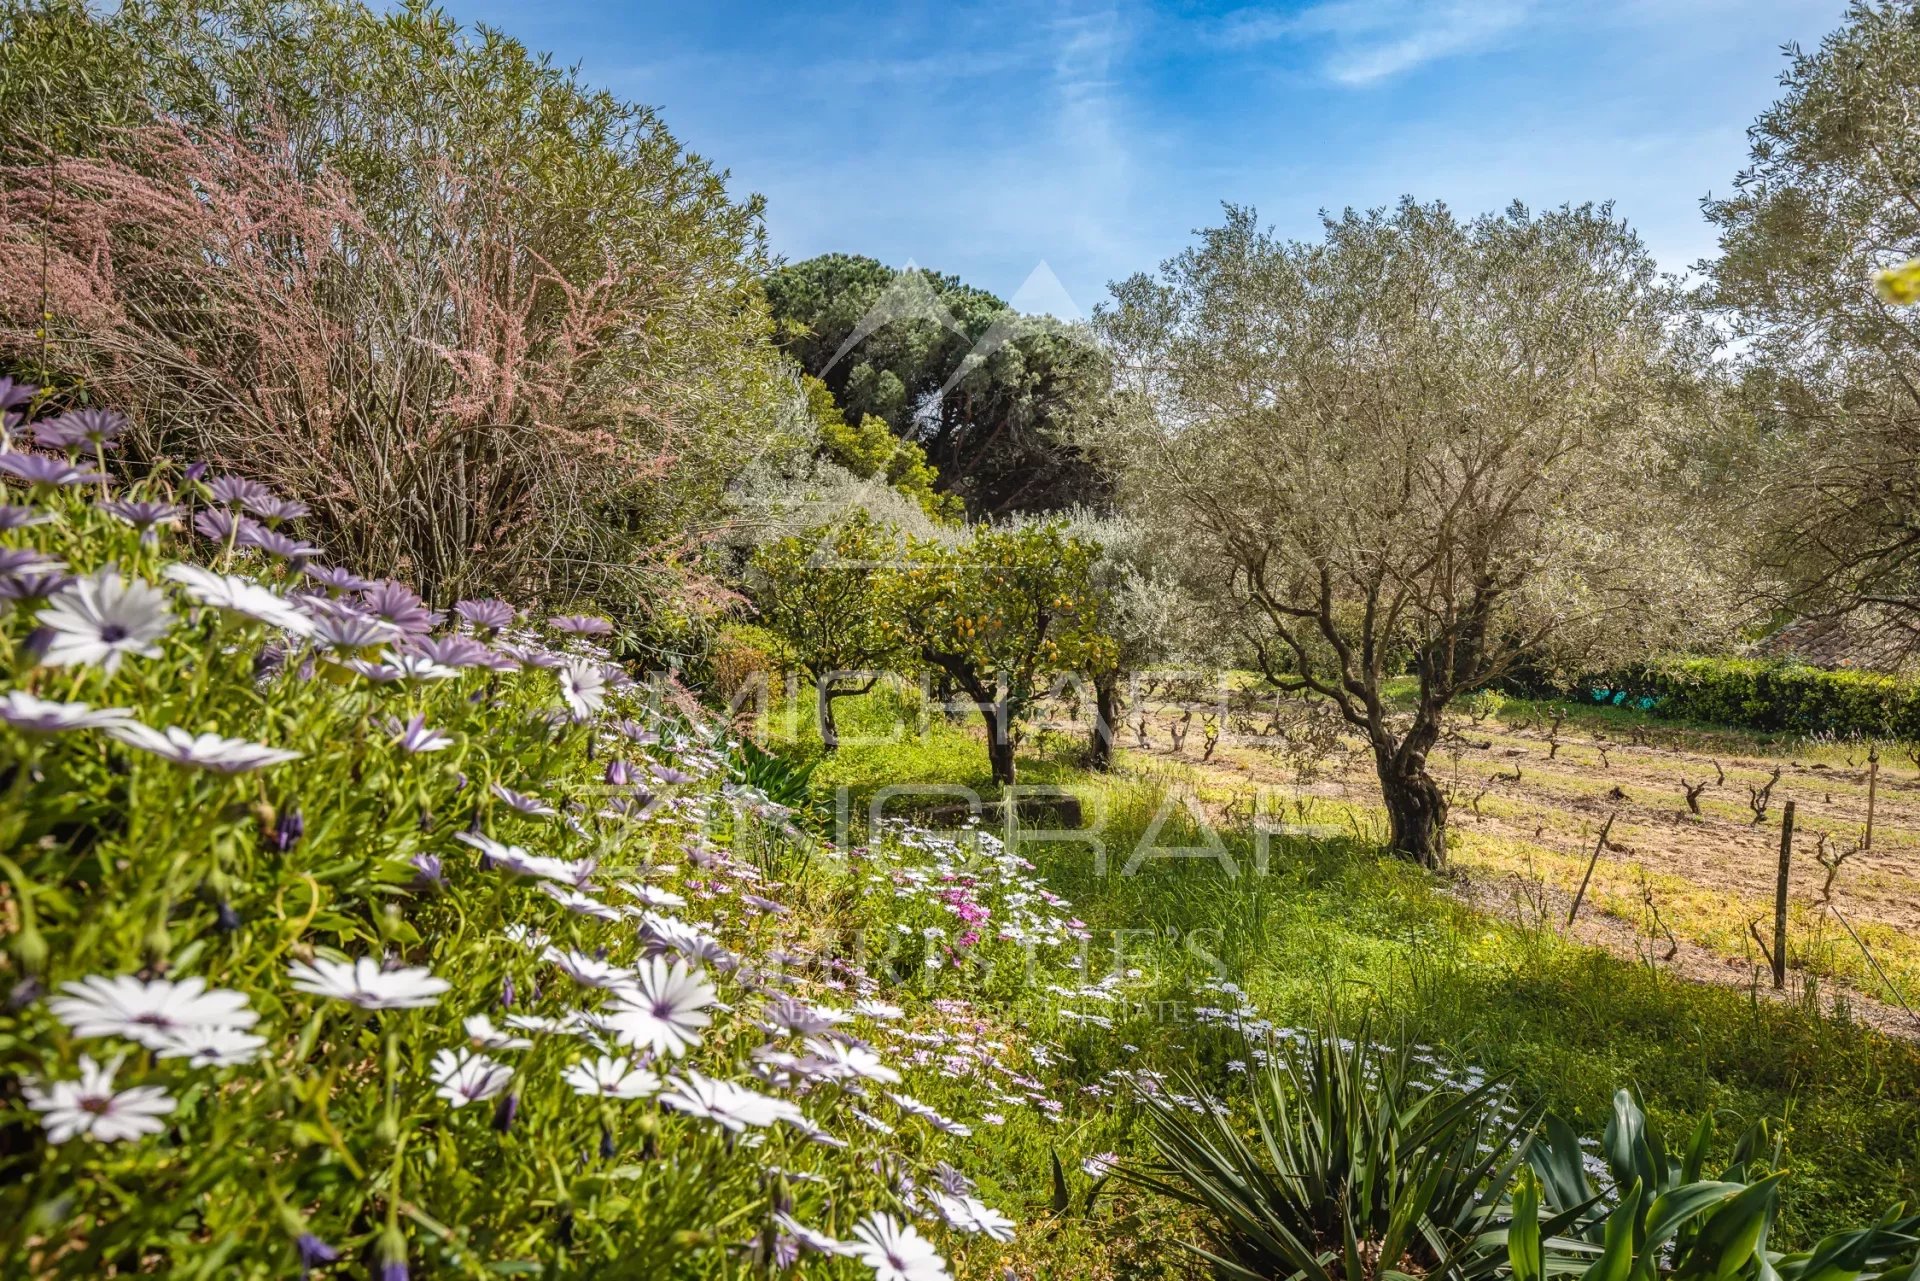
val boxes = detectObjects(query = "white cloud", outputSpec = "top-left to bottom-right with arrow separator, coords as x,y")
1217,0 -> 1537,85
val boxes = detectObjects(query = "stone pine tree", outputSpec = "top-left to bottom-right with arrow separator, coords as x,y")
1095,199 -> 1730,867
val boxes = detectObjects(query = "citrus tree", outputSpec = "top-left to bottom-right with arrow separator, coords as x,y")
882,521 -> 1112,786
747,511 -> 907,751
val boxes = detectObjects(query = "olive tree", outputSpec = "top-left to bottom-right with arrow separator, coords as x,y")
1062,509 -> 1212,769
1094,199 -> 1730,867
1703,1 -> 1920,619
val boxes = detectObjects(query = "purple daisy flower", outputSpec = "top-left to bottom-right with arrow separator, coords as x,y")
33,408 -> 127,452
490,783 -> 557,817
494,640 -> 564,669
613,719 -> 659,745
0,453 -> 106,490
193,508 -> 264,544
242,493 -> 309,524
97,499 -> 183,536
548,613 -> 613,636
0,547 -> 64,578
0,377 -> 37,414
453,598 -> 516,633
309,611 -> 397,652
385,713 -> 454,754
410,853 -> 446,890
403,634 -> 496,670
0,504 -> 52,531
301,564 -> 375,594
649,764 -> 695,786
361,581 -> 443,635
206,475 -> 272,509
237,524 -> 320,563
0,572 -> 75,606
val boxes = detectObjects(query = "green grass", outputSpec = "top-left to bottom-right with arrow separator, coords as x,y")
766,684 -> 1920,1247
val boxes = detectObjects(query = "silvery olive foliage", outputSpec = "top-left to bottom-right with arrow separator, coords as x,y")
1091,199 -> 1738,864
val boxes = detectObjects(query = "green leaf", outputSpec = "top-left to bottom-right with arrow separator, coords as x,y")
1678,1173 -> 1786,1281
1512,1168 -> 1546,1281
1586,1180 -> 1645,1281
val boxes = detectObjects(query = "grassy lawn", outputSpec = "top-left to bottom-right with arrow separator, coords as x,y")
765,684 -> 1920,1247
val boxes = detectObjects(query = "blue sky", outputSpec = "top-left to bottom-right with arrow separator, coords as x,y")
451,0 -> 1846,317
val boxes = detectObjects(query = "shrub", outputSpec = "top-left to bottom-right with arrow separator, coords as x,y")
1568,657 -> 1920,739
1515,1089 -> 1920,1281
706,622 -> 783,709
0,0 -> 791,628
1125,1025 -> 1540,1281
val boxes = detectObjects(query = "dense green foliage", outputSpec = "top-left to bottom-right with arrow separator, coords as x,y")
765,254 -> 1111,519
799,374 -> 959,523
1561,658 -> 1920,740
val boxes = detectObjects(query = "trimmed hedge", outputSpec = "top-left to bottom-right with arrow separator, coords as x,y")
1536,658 -> 1920,740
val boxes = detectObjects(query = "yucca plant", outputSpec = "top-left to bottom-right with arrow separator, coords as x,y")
1125,1026 -> 1544,1281
1513,1090 -> 1920,1281
731,735 -> 818,812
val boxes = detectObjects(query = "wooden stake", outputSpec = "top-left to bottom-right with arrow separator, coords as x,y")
1567,810 -> 1617,926
1773,800 -> 1795,991
1865,746 -> 1879,853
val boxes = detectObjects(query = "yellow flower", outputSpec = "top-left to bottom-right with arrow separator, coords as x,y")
1874,259 -> 1920,305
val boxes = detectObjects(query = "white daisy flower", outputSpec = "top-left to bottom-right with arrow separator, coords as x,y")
803,1037 -> 902,1085
659,1071 -> 803,1132
153,1025 -> 268,1067
929,1191 -> 1016,1242
288,957 -> 448,1010
380,649 -> 458,682
617,881 -> 687,910
500,924 -> 551,951
606,957 -> 715,1058
49,974 -> 258,1050
504,1013 -> 570,1035
772,1213 -> 849,1258
463,1014 -> 533,1051
539,883 -> 620,920
562,1054 -> 661,1099
108,722 -> 301,772
854,999 -> 905,1021
544,946 -> 633,989
35,569 -> 174,674
25,1055 -> 177,1144
163,563 -> 315,635
430,1049 -> 512,1107
0,691 -> 132,735
454,832 -> 586,884
557,659 -> 607,719
760,996 -> 847,1037
847,1212 -> 950,1281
